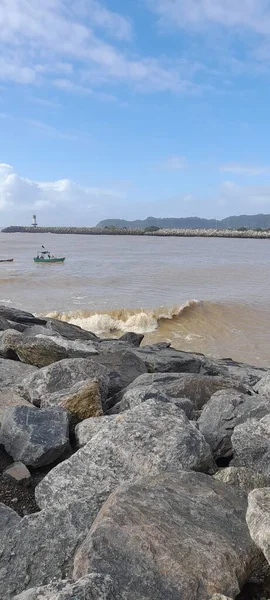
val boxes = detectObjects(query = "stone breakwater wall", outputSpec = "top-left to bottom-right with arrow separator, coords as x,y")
1,305 -> 270,598
2,225 -> 270,238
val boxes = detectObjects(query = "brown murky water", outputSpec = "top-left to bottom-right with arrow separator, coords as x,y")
1,232 -> 270,366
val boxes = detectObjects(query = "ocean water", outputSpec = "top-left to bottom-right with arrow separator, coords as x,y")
0,232 -> 270,366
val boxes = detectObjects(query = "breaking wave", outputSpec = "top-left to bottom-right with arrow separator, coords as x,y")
45,300 -> 200,335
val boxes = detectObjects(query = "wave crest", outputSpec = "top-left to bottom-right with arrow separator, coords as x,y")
45,300 -> 200,335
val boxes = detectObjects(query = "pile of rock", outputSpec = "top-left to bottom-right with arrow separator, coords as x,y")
1,305 -> 270,599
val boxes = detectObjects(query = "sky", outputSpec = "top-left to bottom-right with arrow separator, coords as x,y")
1,0 -> 270,225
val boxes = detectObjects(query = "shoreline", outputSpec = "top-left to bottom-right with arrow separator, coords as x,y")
2,225 -> 270,238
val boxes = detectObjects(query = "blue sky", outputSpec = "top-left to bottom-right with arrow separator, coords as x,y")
1,0 -> 270,226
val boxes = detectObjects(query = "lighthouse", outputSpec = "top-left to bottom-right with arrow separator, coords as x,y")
32,214 -> 37,227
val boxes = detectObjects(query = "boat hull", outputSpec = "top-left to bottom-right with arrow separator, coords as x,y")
33,257 -> 65,263
0,259 -> 13,263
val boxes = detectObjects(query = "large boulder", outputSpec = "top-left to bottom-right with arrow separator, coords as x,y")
0,405 -> 70,467
0,329 -> 23,359
198,390 -> 270,459
0,305 -> 46,325
41,335 -> 99,359
75,415 -> 118,447
13,335 -> 70,367
254,372 -> 270,396
46,318 -> 99,341
107,372 -> 253,412
0,497 -> 106,599
52,379 -> 103,422
20,358 -> 109,407
118,331 -> 144,346
0,358 -> 37,387
13,574 -> 117,600
36,400 -> 215,512
0,315 -> 12,331
91,349 -> 147,396
0,502 -> 21,531
115,384 -> 194,418
214,467 -> 269,495
231,415 -> 270,476
73,471 -> 263,600
0,386 -> 32,426
246,488 -> 270,566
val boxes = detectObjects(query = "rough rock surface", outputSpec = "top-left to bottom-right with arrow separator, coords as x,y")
46,318 -> 98,341
198,390 -> 270,459
118,331 -> 144,346
53,379 -> 103,421
254,372 -> 270,396
0,497 -> 106,599
246,487 -> 270,566
0,501 -> 21,531
36,400 -> 215,512
92,349 -> 147,396
0,386 -> 32,425
231,415 -> 270,476
13,574 -> 117,600
0,405 -> 70,467
75,415 -> 118,447
214,467 -> 269,495
0,358 -> 37,387
0,305 -> 46,326
20,358 -> 109,407
14,336 -> 70,367
41,335 -> 99,359
108,372 -> 253,411
74,471 -> 262,600
4,461 -> 31,484
114,384 -> 194,418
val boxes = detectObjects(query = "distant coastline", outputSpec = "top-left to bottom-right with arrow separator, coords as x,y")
2,225 -> 270,239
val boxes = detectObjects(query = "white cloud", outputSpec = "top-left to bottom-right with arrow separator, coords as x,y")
0,0 -> 202,94
220,163 -> 270,176
0,163 -> 123,218
147,0 -> 270,34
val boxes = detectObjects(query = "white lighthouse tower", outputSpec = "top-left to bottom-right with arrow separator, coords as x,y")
32,214 -> 37,227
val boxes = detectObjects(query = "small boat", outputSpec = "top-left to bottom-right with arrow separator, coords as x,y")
0,258 -> 14,263
33,246 -> 65,264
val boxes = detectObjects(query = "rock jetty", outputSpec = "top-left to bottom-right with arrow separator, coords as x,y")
1,304 -> 270,599
3,225 -> 270,238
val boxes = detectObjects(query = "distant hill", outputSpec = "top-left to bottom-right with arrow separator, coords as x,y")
96,214 -> 270,230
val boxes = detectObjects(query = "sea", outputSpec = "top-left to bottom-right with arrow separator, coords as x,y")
0,232 -> 270,367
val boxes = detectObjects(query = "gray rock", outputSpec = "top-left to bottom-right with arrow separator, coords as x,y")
254,372 -> 270,396
20,358 -> 109,407
231,415 -> 270,476
36,399 -> 215,512
0,405 -> 70,467
108,372 -> 253,411
0,304 -> 46,325
0,497 -> 105,599
0,358 -> 37,388
14,335 -> 70,367
0,386 -> 32,426
246,488 -> 270,566
4,461 -> 31,484
13,574 -> 117,600
198,390 -> 270,459
214,467 -> 270,495
75,415 -> 118,447
135,346 -> 204,373
215,358 -> 266,387
40,335 -> 99,359
0,501 -> 21,532
0,315 -> 12,331
46,318 -> 99,341
74,471 -> 262,600
91,349 -> 147,396
0,329 -> 25,359
118,332 -> 144,346
112,384 -> 194,418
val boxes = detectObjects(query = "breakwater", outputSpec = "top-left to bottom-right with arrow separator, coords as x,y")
2,225 -> 270,238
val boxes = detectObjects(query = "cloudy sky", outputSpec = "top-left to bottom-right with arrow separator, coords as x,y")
1,0 -> 270,226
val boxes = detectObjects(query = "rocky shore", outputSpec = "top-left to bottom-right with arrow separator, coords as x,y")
1,305 -> 270,599
2,225 -> 270,238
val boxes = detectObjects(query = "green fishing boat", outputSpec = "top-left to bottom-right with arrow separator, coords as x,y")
34,246 -> 65,263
